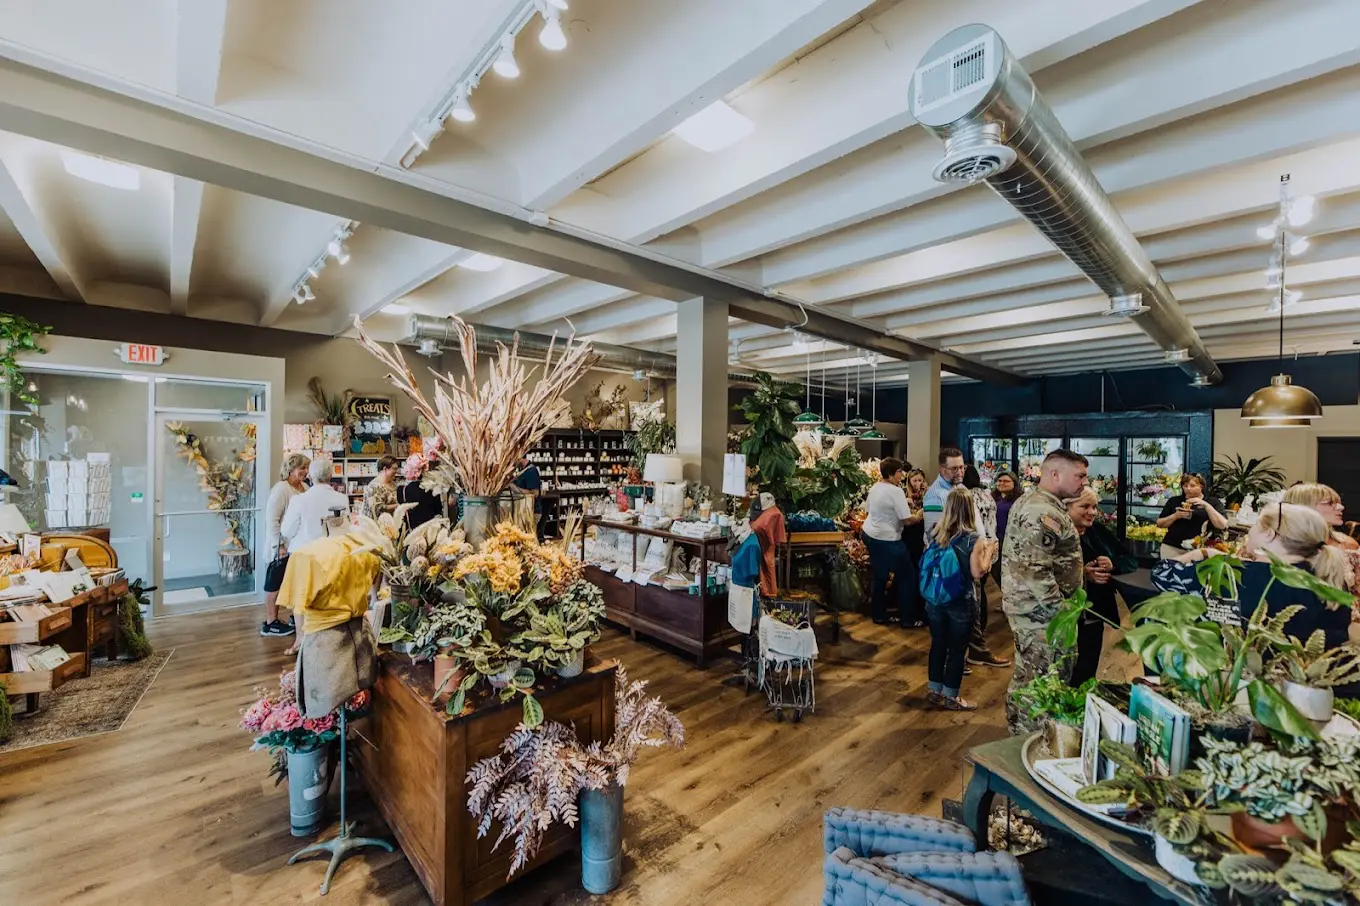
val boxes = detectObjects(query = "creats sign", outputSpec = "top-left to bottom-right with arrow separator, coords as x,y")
345,395 -> 392,437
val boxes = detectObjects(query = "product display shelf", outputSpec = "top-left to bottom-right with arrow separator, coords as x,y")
354,653 -> 617,906
579,517 -> 734,666
530,429 -> 629,537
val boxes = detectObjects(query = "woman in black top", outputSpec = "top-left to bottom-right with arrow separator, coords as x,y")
1155,472 -> 1228,560
1066,488 -> 1136,685
1154,503 -> 1355,696
398,453 -> 445,529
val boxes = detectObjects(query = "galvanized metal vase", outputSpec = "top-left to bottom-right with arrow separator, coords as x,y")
288,744 -> 331,837
580,782 -> 624,894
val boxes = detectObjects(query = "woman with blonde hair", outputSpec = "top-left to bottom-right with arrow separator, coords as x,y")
1155,503 -> 1353,660
1283,482 -> 1359,551
903,468 -> 930,572
922,488 -> 997,712
260,452 -> 310,637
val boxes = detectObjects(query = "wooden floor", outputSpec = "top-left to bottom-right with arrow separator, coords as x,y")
0,597 -> 1028,906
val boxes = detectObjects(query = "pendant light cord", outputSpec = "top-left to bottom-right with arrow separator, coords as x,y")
1278,229 -> 1286,362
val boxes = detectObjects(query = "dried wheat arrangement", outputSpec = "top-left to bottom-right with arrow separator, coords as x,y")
353,315 -> 598,497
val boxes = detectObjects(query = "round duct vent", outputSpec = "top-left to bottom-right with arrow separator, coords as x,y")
932,144 -> 1016,183
416,338 -> 442,357
1104,293 -> 1150,318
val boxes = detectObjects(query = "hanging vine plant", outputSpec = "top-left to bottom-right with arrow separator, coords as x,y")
0,313 -> 51,407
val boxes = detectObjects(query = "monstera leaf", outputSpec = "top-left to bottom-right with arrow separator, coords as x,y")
1247,678 -> 1321,741
1195,553 -> 1243,600
1122,594 -> 1226,680
1046,588 -> 1092,649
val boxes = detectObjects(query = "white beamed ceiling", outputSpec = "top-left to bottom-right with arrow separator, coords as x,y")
0,0 -> 1358,383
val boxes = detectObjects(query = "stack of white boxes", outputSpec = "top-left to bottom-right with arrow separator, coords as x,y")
44,454 -> 112,528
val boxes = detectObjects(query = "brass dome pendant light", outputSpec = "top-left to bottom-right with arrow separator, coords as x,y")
859,353 -> 886,439
844,353 -> 873,434
1242,175 -> 1322,429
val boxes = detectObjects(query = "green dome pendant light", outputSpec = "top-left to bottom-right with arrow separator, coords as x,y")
845,352 -> 873,433
792,332 -> 823,429
859,353 -> 886,439
1242,175 -> 1323,429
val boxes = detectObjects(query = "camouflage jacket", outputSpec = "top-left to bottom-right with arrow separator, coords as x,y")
1001,487 -> 1083,623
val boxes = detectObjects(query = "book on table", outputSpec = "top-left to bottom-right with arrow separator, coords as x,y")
1081,692 -> 1139,784
1128,683 -> 1191,775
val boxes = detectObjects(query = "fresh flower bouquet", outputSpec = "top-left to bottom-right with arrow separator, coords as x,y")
1126,521 -> 1167,543
240,669 -> 370,782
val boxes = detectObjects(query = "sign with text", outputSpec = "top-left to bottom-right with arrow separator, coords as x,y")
344,394 -> 393,438
116,343 -> 167,366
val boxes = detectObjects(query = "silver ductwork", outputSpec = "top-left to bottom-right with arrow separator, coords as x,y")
909,25 -> 1222,385
405,314 -> 754,383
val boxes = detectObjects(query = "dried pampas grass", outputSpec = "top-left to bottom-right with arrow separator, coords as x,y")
353,315 -> 598,497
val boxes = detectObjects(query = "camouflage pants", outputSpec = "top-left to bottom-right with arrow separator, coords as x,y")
1004,612 -> 1066,736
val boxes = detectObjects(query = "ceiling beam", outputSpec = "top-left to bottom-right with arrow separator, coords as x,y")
751,2 -> 1360,287
0,50 -> 1022,384
0,155 -> 85,300
453,0 -> 1190,320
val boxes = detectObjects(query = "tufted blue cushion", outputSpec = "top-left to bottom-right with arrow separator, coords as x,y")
824,808 -> 977,858
874,852 -> 1029,906
824,847 -> 971,906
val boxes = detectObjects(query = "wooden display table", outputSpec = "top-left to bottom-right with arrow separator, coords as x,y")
353,652 -> 617,906
579,517 -> 734,665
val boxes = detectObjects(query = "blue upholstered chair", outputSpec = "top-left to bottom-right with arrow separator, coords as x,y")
823,808 -> 1031,906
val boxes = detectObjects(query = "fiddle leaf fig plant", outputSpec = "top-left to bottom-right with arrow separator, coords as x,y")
735,371 -> 801,499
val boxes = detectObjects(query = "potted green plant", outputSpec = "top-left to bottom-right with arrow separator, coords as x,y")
1136,439 -> 1168,464
512,579 -> 606,678
1211,454 -> 1288,508
1078,739 -> 1210,884
734,372 -> 801,502
1009,661 -> 1097,757
1267,630 -> 1360,723
627,418 -> 676,471
1197,735 -> 1360,855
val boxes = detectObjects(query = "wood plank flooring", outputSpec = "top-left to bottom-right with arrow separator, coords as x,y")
0,597 -> 1025,905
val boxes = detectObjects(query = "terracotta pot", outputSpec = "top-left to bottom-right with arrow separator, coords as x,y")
433,654 -> 463,695
1231,810 -> 1347,857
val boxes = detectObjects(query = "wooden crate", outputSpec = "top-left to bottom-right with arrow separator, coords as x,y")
788,531 -> 849,544
0,652 -> 86,694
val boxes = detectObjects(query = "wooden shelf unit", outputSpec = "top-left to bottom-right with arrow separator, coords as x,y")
527,428 -> 631,536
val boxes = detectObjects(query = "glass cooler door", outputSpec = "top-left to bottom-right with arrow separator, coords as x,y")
970,436 -> 1014,488
1018,437 -> 1062,488
1124,435 -> 1188,532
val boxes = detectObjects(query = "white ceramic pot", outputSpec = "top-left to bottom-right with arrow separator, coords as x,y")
1154,833 -> 1201,886
556,649 -> 585,679
1282,680 -> 1334,723
488,660 -> 522,690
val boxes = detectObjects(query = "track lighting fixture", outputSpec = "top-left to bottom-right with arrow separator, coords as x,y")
450,88 -> 476,123
493,34 -> 520,78
538,6 -> 567,51
411,118 -> 444,152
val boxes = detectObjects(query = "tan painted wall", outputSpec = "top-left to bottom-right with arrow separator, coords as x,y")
1213,404 -> 1360,484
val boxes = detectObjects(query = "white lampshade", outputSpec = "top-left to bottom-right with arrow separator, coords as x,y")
643,454 -> 684,484
0,503 -> 30,535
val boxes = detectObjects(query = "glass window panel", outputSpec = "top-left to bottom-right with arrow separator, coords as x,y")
3,369 -> 150,579
155,378 -> 265,412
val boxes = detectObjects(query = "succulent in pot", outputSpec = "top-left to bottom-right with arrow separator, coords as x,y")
1268,629 -> 1360,724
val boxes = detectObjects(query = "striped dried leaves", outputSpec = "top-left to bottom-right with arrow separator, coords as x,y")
353,315 -> 598,497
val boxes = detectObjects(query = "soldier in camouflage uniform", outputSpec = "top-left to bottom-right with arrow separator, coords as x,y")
1001,449 -> 1088,734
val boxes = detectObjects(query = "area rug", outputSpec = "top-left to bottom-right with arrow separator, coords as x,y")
0,651 -> 174,754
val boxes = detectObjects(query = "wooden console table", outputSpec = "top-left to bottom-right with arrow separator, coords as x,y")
962,736 -> 1201,906
353,652 -> 617,906
579,517 -> 734,665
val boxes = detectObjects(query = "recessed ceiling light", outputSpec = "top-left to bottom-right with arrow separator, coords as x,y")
673,101 -> 754,153
384,303 -> 411,315
460,253 -> 505,272
59,150 -> 140,190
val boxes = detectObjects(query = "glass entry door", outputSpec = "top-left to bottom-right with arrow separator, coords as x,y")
153,412 -> 265,616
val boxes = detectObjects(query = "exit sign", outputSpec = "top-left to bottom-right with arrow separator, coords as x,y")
116,343 -> 166,365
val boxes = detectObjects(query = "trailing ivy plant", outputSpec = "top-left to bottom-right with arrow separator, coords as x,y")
735,372 -> 801,502
0,313 -> 50,408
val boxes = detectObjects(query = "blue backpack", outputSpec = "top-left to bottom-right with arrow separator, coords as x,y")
919,538 -> 965,607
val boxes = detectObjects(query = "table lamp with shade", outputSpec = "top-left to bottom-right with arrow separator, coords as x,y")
643,453 -> 685,518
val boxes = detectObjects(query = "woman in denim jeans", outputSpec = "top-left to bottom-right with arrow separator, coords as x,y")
926,488 -> 996,711
860,458 -> 925,627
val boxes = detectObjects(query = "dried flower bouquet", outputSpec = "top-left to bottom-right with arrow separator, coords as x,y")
352,315 -> 597,497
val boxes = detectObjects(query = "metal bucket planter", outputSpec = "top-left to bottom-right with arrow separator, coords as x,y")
461,495 -> 502,550
580,781 -> 624,894
288,744 -> 332,837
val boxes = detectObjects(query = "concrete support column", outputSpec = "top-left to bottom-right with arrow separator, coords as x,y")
907,357 -> 942,470
675,297 -> 728,489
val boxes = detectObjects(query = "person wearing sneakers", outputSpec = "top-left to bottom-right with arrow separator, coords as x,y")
923,488 -> 996,711
962,465 -> 1012,671
259,452 -> 310,638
